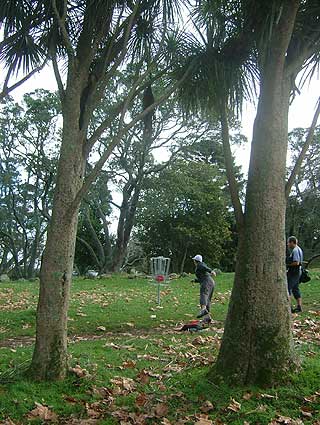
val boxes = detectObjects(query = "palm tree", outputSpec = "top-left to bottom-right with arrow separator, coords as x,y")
0,0 -> 187,381
178,0 -> 257,230
178,0 -> 320,385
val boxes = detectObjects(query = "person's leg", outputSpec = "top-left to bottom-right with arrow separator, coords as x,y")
206,284 -> 214,312
202,285 -> 214,324
287,275 -> 295,311
292,283 -> 302,312
198,284 -> 209,317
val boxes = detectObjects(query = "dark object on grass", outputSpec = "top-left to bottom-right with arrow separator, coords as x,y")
179,318 -> 211,332
299,268 -> 311,283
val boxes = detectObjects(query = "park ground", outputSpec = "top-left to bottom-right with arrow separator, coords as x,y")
0,272 -> 320,424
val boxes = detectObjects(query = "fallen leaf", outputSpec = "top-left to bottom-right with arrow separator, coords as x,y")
122,360 -> 136,369
63,395 -> 78,404
69,365 -> 87,378
136,370 -> 150,384
27,402 -> 57,421
155,403 -> 169,417
192,336 -> 206,346
92,386 -> 113,400
110,376 -> 136,394
135,393 -> 148,408
300,406 -> 313,418
242,392 -> 253,400
269,415 -> 303,424
86,402 -> 102,419
194,417 -> 213,425
96,326 -> 106,331
57,420 -> 99,424
200,401 -> 214,413
158,382 -> 167,391
227,399 -> 241,412
213,420 -> 225,425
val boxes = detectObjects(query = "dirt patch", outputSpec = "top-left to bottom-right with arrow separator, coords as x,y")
0,320 -> 224,349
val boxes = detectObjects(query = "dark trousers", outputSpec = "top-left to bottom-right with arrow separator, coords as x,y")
200,280 -> 215,311
287,272 -> 301,300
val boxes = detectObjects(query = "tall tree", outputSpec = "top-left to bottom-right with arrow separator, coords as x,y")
214,0 -> 320,385
108,85 -> 190,272
0,1 -> 189,380
179,0 -> 320,384
0,90 -> 59,278
135,159 -> 231,272
286,125 -> 320,257
76,77 -> 204,273
75,169 -> 113,274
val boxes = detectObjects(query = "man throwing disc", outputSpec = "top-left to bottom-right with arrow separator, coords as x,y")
191,254 -> 216,320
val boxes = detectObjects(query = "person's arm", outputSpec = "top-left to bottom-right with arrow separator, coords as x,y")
200,263 -> 212,273
287,249 -> 301,267
201,263 -> 216,276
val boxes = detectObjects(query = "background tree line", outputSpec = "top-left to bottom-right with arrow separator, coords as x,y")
1,87 -> 319,278
0,87 -> 244,277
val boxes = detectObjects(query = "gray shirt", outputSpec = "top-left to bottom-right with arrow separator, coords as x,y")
291,246 -> 303,263
287,245 -> 303,277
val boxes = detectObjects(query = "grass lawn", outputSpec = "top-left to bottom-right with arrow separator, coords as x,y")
0,271 -> 320,424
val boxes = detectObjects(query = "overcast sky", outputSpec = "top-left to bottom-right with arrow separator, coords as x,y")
8,64 -> 320,175
3,61 -> 320,234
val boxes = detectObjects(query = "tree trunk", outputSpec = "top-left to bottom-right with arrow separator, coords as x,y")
27,226 -> 41,279
111,184 -> 141,272
0,247 -> 9,274
29,90 -> 86,380
111,192 -> 129,272
111,246 -> 127,272
180,242 -> 188,274
215,3 -> 300,384
216,80 -> 296,384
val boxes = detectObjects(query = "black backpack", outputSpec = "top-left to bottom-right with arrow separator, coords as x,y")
300,267 -> 311,283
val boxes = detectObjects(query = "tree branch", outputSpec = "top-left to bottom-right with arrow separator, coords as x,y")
76,236 -> 101,270
67,61 -> 195,217
219,103 -> 244,229
285,96 -> 320,199
52,0 -> 75,58
109,200 -> 122,209
0,62 -> 47,101
51,49 -> 65,100
86,68 -> 166,153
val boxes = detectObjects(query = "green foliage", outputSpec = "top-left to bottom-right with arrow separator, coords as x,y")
136,159 -> 232,272
175,0 -> 258,119
0,90 -> 60,278
286,126 -> 320,259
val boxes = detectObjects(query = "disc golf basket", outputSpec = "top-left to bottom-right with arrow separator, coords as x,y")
150,256 -> 171,305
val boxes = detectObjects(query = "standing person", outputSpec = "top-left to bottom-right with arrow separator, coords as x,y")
286,236 -> 303,313
191,254 -> 216,320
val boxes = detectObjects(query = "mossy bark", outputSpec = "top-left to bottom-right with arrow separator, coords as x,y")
215,2 -> 300,386
28,72 -> 87,381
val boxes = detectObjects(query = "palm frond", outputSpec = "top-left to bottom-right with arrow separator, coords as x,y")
175,2 -> 258,120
